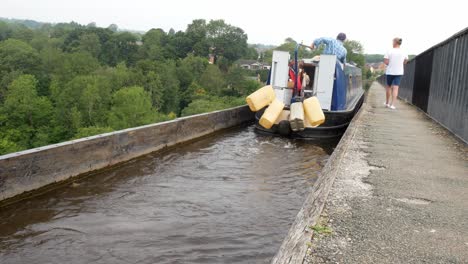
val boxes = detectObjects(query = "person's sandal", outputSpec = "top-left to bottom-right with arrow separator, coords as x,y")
389,105 -> 396,110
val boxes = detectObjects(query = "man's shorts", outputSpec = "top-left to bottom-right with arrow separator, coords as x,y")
386,75 -> 402,86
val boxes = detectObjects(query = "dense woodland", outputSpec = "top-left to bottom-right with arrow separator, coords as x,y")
0,18 -> 368,155
0,19 -> 266,155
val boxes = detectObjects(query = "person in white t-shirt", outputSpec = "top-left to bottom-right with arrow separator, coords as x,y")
384,38 -> 408,109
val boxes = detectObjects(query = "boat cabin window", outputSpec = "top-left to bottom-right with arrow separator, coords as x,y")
301,63 -> 316,98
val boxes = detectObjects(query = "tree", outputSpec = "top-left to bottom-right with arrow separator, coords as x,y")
53,75 -> 111,138
177,55 -> 208,88
245,46 -> 259,60
100,32 -> 138,66
170,30 -> 193,58
225,66 -> 261,96
285,37 -> 296,43
182,81 -> 206,105
181,97 -> 227,117
0,21 -> 12,41
365,54 -> 384,64
55,51 -> 100,82
186,19 -> 209,57
0,70 -> 22,101
97,62 -> 138,92
274,37 -> 317,59
30,33 -> 52,52
140,28 -> 167,61
108,86 -> 156,130
0,135 -> 21,155
225,66 -> 246,96
135,59 -> 181,114
114,32 -> 139,64
3,75 -> 52,127
39,46 -> 65,76
10,25 -> 34,43
344,40 -> 365,68
107,24 -> 118,32
258,69 -> 270,83
0,39 -> 40,75
2,75 -> 53,151
0,18 -> 261,153
181,95 -> 245,117
50,22 -> 82,39
158,61 -> 181,114
144,71 -> 164,110
176,55 -> 209,108
262,49 -> 273,64
206,19 -> 248,62
78,33 -> 101,57
79,77 -> 109,126
199,64 -> 226,95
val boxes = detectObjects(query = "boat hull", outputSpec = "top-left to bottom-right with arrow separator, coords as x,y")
254,92 -> 364,140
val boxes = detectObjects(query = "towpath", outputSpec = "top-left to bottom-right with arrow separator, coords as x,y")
308,82 -> 468,263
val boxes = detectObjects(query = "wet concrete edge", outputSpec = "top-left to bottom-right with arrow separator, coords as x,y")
0,106 -> 255,205
271,93 -> 369,264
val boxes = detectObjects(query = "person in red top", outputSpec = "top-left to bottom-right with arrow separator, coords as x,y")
288,60 -> 302,94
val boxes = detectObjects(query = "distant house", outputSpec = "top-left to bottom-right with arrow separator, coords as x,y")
237,60 -> 271,70
366,62 -> 386,72
377,62 -> 387,71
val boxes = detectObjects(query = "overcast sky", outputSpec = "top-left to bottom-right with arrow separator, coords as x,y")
2,0 -> 466,54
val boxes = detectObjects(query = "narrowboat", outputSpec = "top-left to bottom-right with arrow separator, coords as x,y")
249,45 -> 364,140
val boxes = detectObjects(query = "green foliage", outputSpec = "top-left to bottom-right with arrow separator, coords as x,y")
0,19 -> 260,155
107,86 -> 157,130
258,69 -> 270,83
140,28 -> 167,61
157,61 -> 181,114
0,39 -> 40,75
275,37 -> 317,59
2,74 -> 53,149
55,75 -> 111,130
78,33 -> 101,57
186,19 -> 210,57
362,67 -> 377,90
184,19 -> 248,63
181,95 -> 245,117
111,32 -> 139,65
0,136 -> 22,154
97,62 -> 138,92
245,46 -> 259,60
262,37 -> 322,64
310,224 -> 333,235
73,126 -> 114,139
365,54 -> 384,63
143,71 -> 164,110
4,75 -> 52,127
0,21 -> 12,41
344,40 -> 365,68
177,55 -> 209,88
262,49 -> 273,64
206,19 -> 248,62
225,66 -> 261,96
199,65 -> 226,95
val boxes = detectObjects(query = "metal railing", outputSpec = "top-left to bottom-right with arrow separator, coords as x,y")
378,27 -> 468,143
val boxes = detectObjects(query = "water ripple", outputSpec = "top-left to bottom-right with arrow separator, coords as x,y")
0,125 -> 334,264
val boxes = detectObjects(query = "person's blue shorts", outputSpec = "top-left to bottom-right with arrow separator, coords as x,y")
386,75 -> 402,86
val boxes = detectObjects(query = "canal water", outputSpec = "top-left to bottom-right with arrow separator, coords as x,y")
0,126 -> 334,264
